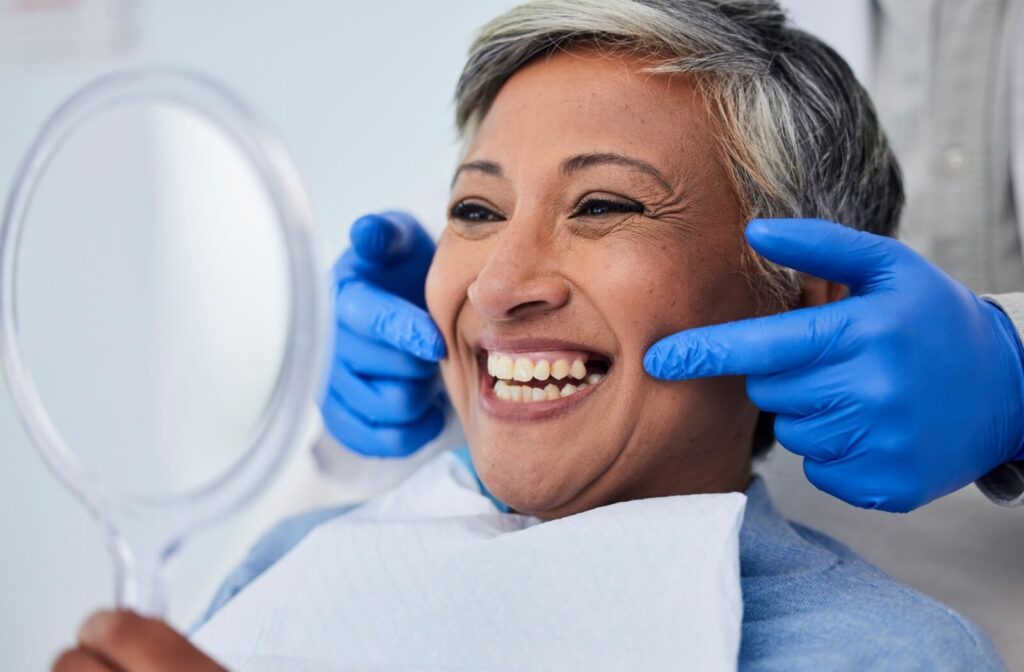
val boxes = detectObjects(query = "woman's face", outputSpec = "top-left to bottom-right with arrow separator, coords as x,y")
426,48 -> 763,519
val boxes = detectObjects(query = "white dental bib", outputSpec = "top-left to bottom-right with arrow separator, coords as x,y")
193,451 -> 746,671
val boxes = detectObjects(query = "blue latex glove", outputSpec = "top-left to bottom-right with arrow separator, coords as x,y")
644,218 -> 1024,512
320,211 -> 446,458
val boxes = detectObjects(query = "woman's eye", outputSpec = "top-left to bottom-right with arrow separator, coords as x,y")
571,198 -> 645,218
450,201 -> 503,223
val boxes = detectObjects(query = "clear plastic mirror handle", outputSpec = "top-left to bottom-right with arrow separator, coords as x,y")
0,69 -> 330,616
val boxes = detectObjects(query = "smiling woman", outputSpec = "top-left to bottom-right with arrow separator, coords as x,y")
429,48 -> 762,517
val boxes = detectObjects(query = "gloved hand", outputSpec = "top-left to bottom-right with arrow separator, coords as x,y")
320,211 -> 446,458
644,218 -> 1024,513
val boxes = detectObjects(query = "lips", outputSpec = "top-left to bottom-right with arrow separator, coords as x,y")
474,337 -> 612,421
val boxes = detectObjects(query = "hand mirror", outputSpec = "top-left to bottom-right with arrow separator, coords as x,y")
0,69 -> 329,615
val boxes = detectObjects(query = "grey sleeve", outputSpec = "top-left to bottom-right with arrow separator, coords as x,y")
976,293 -> 1024,506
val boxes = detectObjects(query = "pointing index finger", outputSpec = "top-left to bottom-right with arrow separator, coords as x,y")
643,302 -> 850,380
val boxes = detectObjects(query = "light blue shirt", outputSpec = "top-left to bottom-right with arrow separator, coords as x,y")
200,447 -> 1006,670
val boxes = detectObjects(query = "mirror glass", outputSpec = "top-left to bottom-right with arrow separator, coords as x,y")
16,101 -> 290,500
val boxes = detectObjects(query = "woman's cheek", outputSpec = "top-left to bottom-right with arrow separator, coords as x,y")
594,227 -> 752,337
425,233 -> 465,340
425,233 -> 478,418
585,240 -> 706,339
423,233 -> 448,323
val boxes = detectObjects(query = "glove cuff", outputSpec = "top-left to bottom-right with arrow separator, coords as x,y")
979,295 -> 1024,463
975,298 -> 1024,506
976,461 -> 1024,507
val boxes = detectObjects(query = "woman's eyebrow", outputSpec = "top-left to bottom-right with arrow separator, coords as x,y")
450,160 -> 504,188
450,153 -> 672,192
560,152 -> 673,192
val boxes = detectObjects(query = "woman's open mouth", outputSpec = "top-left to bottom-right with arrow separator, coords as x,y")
475,339 -> 612,420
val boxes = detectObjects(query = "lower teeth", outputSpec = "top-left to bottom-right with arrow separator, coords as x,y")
493,373 -> 604,403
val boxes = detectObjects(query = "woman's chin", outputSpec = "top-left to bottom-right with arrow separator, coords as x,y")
470,442 -> 609,518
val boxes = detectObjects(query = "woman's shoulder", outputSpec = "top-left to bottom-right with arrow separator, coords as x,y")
740,481 -> 1007,670
194,503 -> 355,630
196,448 -> 498,629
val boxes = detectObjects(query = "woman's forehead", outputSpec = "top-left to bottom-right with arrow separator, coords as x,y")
462,49 -> 717,181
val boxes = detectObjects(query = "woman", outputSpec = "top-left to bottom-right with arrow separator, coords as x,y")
53,0 -> 1007,669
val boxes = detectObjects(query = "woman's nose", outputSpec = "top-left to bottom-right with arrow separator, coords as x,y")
468,237 -> 570,322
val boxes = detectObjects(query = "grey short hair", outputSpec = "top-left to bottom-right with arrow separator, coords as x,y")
453,0 -> 904,308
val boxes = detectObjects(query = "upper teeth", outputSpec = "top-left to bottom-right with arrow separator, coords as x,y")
487,353 -> 590,383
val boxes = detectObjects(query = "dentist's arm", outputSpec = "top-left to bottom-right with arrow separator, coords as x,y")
320,211 -> 446,458
644,218 -> 1024,513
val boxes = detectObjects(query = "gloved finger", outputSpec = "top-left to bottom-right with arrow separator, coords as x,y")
336,279 -> 446,362
644,302 -> 850,380
320,394 -> 446,458
802,457 -> 914,513
745,218 -> 912,294
327,362 -> 440,425
745,367 -> 840,416
772,411 -> 863,462
334,325 -> 438,380
335,211 -> 436,307
350,210 -> 434,265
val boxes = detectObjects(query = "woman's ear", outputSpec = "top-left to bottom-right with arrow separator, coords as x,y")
799,273 -> 847,307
